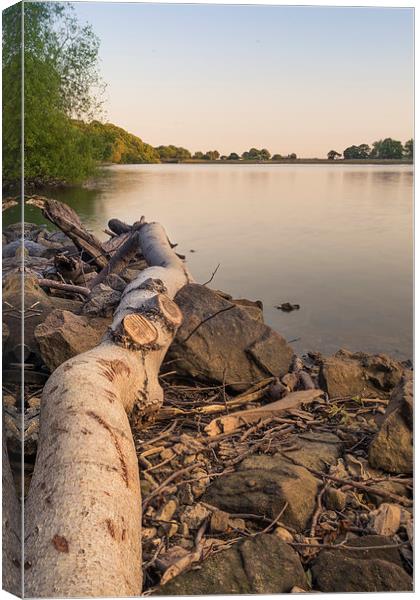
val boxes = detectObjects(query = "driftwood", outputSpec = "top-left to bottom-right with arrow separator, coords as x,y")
24,221 -> 192,597
26,196 -> 108,269
37,278 -> 91,298
108,218 -> 132,236
89,228 -> 143,289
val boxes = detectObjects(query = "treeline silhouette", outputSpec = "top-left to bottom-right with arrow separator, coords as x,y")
328,138 -> 413,161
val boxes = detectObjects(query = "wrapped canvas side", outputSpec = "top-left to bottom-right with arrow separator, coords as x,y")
2,2 -> 24,598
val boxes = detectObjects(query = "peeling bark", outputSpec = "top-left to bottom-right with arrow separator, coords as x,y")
24,222 -> 192,597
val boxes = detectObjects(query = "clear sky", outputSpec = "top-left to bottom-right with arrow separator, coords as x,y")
72,2 -> 414,157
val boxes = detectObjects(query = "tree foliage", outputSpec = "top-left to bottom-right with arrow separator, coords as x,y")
80,121 -> 159,164
327,150 -> 341,160
242,148 -> 271,161
343,144 -> 371,159
370,138 -> 404,160
404,139 -> 413,159
155,145 -> 191,161
3,1 -> 105,185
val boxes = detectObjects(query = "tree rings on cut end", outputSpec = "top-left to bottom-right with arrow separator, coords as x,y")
123,314 -> 158,346
155,294 -> 183,328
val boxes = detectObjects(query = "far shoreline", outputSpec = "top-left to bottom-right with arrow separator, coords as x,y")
178,158 -> 413,166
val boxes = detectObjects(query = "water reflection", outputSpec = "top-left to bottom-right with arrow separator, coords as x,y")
17,163 -> 413,359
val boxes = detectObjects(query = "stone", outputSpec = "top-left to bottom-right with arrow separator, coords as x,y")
319,349 -> 403,399
3,275 -> 81,364
204,453 -> 319,532
324,487 -> 347,511
2,240 -> 48,258
368,404 -> 413,475
370,503 -> 401,537
232,298 -> 264,322
35,309 -> 111,372
210,510 -> 230,533
275,527 -> 294,543
384,372 -> 413,427
156,500 -> 177,524
181,503 -> 210,529
157,534 -> 308,595
311,535 -> 412,592
279,432 -> 343,472
169,284 -> 293,391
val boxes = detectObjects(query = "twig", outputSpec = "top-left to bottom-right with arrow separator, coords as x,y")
179,305 -> 236,344
202,263 -> 220,286
291,541 -> 409,551
310,485 -> 326,537
37,278 -> 90,298
142,464 -> 199,510
289,459 -> 412,507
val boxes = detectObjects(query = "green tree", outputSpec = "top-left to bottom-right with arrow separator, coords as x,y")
156,145 -> 191,161
327,150 -> 341,160
193,151 -> 204,159
288,153 -> 297,160
271,154 -> 283,161
404,139 -> 413,159
82,121 -> 159,163
242,148 -> 271,161
343,144 -> 371,159
227,152 -> 240,160
3,2 -> 104,185
204,150 -> 220,160
370,138 -> 404,159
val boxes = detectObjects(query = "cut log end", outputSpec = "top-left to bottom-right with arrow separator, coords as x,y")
156,294 -> 183,328
123,314 -> 158,346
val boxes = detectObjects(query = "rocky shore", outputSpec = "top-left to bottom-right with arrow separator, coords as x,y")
2,200 -> 413,594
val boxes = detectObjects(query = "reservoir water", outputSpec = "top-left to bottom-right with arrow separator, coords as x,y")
21,163 -> 413,359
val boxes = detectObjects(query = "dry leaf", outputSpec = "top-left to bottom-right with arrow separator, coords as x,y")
371,503 -> 401,536
160,548 -> 202,586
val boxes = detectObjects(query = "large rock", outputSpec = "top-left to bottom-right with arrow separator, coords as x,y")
157,534 -> 308,595
278,432 -> 343,472
311,535 -> 412,592
2,275 -> 81,363
368,374 -> 413,474
170,284 -> 293,391
3,240 -> 48,258
35,309 -> 110,372
204,452 -> 319,531
319,349 -> 403,399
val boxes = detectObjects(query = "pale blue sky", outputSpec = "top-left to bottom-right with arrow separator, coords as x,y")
72,2 -> 414,157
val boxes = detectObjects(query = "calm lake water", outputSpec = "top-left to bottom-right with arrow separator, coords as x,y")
21,164 -> 413,359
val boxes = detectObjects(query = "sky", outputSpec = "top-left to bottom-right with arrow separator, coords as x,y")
72,2 -> 414,157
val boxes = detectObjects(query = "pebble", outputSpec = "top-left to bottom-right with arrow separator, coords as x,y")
156,499 -> 177,523
182,503 -> 210,529
274,526 -> 294,543
210,510 -> 230,533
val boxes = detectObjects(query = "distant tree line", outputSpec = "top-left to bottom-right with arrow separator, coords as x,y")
328,138 -> 413,161
187,148 -> 298,162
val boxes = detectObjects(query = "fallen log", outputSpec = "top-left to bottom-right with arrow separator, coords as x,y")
24,221 -> 192,597
26,196 -> 108,269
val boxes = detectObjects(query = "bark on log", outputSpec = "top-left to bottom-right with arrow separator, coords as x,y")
24,222 -> 191,597
90,230 -> 142,289
26,196 -> 108,269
